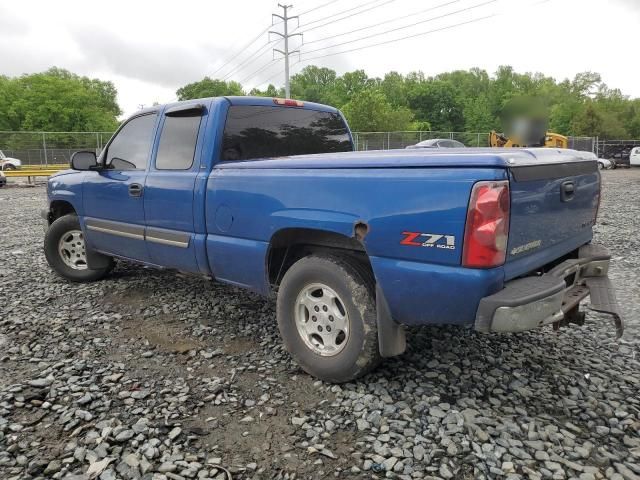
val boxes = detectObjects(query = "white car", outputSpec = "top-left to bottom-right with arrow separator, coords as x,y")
597,158 -> 613,170
630,146 -> 640,167
0,150 -> 22,170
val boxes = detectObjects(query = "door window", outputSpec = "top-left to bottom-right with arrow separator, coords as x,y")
155,115 -> 201,170
105,114 -> 157,170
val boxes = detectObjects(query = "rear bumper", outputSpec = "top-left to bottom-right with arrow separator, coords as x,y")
475,244 -> 624,337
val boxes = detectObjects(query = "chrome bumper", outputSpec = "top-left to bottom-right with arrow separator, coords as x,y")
475,244 -> 623,337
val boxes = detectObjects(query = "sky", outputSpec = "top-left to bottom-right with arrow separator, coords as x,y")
1,0 -> 639,118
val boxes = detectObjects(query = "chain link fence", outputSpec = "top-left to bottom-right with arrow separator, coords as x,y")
1,130 -> 602,166
352,132 -> 600,153
0,132 -> 113,166
352,131 -> 488,150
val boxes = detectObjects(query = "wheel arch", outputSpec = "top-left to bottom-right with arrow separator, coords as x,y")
266,226 -> 407,358
47,200 -> 77,224
266,226 -> 371,288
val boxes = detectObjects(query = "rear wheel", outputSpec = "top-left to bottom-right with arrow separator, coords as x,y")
44,214 -> 114,282
276,254 -> 380,383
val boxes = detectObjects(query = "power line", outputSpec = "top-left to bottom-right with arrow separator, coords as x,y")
260,0 -> 552,88
239,57 -> 283,85
222,39 -> 279,81
256,58 -> 302,89
297,0 -> 387,29
302,0 -> 398,33
301,0 -> 497,56
299,12 -> 497,63
305,0 -> 461,44
297,0 -> 340,16
210,24 -> 276,78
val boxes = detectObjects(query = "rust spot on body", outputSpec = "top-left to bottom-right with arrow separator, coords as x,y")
354,221 -> 369,241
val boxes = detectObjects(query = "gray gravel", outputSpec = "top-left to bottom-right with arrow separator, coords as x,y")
0,170 -> 639,480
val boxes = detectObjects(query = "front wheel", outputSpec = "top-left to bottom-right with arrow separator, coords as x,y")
44,214 -> 114,282
2,164 -> 16,171
276,254 -> 381,383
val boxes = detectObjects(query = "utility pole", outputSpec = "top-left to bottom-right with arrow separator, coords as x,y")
270,4 -> 302,98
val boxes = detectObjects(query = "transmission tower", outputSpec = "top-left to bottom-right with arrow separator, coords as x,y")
270,4 -> 302,98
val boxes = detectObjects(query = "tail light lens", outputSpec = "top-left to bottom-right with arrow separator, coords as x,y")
462,180 -> 510,268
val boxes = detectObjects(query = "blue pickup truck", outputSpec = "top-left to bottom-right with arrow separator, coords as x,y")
42,96 -> 623,382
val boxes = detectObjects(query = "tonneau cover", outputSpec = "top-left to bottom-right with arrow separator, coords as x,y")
216,148 -> 597,170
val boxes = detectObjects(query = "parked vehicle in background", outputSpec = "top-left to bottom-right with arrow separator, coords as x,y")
405,138 -> 466,149
0,150 -> 22,170
42,96 -> 623,382
597,158 -> 614,170
630,146 -> 640,166
0,170 -> 6,188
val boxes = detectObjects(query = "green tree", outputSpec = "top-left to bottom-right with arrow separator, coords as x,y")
342,89 -> 413,131
176,77 -> 244,100
0,68 -> 120,131
290,66 -> 338,104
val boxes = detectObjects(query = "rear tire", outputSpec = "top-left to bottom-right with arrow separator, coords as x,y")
276,254 -> 381,383
44,214 -> 114,282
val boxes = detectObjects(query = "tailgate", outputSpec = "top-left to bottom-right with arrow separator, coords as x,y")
505,149 -> 600,280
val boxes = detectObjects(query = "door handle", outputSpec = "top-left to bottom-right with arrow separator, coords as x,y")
129,183 -> 143,197
561,180 -> 575,202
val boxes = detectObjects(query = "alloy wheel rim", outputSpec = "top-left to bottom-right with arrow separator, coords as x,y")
294,283 -> 350,357
58,230 -> 88,270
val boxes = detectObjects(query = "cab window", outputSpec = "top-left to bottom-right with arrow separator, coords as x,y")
221,106 -> 352,161
105,114 -> 157,170
155,115 -> 201,170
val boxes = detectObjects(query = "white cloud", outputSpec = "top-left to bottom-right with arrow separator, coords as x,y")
1,0 -> 639,116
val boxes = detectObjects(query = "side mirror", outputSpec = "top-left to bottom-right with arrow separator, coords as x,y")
71,151 -> 98,171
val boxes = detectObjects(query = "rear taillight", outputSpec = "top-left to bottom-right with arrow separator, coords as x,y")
462,180 -> 510,268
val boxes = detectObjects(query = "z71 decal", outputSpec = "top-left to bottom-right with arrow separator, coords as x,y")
400,231 -> 456,250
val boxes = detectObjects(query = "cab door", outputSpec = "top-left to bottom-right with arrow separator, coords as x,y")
82,112 -> 158,262
143,103 -> 208,272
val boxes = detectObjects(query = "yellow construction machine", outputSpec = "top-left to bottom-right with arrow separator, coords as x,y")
489,130 -> 568,149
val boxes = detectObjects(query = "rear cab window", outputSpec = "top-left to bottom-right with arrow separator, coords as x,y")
221,105 -> 352,161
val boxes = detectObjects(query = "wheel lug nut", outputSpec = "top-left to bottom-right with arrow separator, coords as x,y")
322,305 -> 328,312
314,306 -> 319,312
318,326 -> 323,332
326,326 -> 331,332
329,315 -> 334,321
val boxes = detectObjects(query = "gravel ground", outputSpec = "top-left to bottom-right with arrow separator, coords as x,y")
0,170 -> 638,480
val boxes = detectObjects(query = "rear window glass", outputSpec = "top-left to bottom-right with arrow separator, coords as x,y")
221,105 -> 352,161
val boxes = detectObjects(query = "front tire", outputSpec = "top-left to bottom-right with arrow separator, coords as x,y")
2,164 -> 16,171
276,254 -> 381,383
44,214 -> 113,282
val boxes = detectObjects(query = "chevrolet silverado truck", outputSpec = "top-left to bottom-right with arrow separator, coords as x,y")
42,96 -> 623,382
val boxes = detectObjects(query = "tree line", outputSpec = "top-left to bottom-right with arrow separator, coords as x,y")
1,66 -> 639,139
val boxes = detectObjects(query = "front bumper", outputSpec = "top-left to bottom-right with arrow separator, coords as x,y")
475,244 -> 624,337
